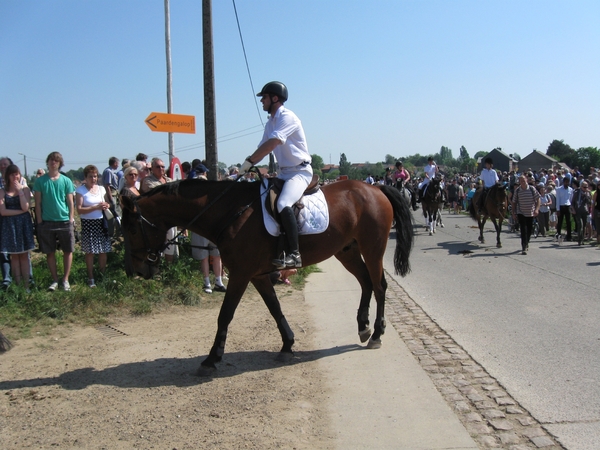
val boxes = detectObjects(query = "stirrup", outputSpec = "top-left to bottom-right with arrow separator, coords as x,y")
272,251 -> 302,270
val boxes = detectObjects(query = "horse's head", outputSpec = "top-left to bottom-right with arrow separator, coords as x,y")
425,177 -> 442,200
120,195 -> 169,279
491,183 -> 509,212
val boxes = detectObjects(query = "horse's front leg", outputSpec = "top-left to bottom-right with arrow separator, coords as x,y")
493,218 -> 503,248
197,276 -> 250,376
251,274 -> 295,361
478,216 -> 486,243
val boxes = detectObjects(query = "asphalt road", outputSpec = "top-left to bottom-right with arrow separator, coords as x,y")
383,210 -> 600,450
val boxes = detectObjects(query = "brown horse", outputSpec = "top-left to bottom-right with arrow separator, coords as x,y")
468,183 -> 509,247
420,177 -> 443,235
120,178 -> 414,375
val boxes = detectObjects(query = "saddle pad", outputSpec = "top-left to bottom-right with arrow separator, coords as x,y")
260,180 -> 330,237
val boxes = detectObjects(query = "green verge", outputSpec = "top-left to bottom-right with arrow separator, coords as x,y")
0,238 -> 318,340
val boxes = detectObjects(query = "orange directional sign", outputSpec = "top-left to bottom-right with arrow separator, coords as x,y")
145,112 -> 196,134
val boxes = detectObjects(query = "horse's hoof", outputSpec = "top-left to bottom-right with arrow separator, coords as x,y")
275,351 -> 294,362
366,338 -> 382,349
496,243 -> 502,248
195,364 -> 217,377
429,231 -> 433,236
440,224 -> 445,228
359,327 -> 372,343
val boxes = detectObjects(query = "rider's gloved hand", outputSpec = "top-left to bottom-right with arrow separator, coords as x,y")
239,158 -> 253,175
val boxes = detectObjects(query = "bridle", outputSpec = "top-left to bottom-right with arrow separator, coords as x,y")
486,184 -> 508,217
128,174 -> 267,267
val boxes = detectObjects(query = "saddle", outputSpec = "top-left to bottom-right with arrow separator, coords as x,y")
265,174 -> 320,222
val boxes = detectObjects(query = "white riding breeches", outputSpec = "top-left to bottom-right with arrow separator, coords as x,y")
276,164 -> 313,213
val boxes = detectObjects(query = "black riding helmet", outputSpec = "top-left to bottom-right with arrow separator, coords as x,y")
256,81 -> 288,102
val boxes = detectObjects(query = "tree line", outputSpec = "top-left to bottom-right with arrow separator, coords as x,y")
53,139 -> 598,184
309,140 -> 599,181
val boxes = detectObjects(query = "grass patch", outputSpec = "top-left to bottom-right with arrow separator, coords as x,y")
0,239 -> 318,340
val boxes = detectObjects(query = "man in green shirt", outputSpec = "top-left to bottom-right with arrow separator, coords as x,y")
33,152 -> 76,291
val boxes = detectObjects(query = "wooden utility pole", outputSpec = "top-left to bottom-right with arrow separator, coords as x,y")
203,0 -> 218,180
164,0 -> 174,163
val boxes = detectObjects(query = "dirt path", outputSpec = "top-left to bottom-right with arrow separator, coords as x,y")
0,286 -> 335,449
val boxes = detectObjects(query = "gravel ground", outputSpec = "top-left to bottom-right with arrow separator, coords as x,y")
0,285 -> 335,449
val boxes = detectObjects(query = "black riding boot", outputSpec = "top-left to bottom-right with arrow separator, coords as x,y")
272,206 -> 302,269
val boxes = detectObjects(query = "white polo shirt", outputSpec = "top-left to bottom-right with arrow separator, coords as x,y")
480,168 -> 499,188
259,106 -> 311,168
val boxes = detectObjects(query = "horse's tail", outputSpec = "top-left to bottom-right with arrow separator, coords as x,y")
0,331 -> 13,353
379,185 -> 414,277
468,191 -> 478,220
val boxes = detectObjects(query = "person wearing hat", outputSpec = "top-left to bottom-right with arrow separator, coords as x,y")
239,81 -> 311,269
194,163 -> 209,178
393,161 -> 418,210
476,157 -> 499,213
417,156 -> 439,201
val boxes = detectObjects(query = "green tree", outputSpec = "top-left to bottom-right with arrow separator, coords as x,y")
438,146 -> 454,166
474,151 -> 487,159
573,147 -> 600,175
339,153 -> 351,176
458,146 -> 469,161
512,153 -> 521,161
65,168 -> 84,182
311,154 -> 324,171
384,154 -> 397,165
324,169 -> 339,181
546,139 -> 574,163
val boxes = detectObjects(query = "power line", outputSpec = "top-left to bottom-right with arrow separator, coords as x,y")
232,0 -> 264,127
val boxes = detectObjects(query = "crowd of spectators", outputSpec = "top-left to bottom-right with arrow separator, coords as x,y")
0,152 -> 237,294
383,163 -> 599,248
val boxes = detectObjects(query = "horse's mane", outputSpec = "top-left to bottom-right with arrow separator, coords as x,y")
140,178 -> 255,199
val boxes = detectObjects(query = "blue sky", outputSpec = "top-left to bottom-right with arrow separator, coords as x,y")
1,0 -> 599,174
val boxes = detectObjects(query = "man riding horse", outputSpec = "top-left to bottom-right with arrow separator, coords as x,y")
417,156 -> 439,202
477,157 -> 500,214
239,81 -> 311,270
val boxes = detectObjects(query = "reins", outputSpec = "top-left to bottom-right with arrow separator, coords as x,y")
133,170 -> 270,264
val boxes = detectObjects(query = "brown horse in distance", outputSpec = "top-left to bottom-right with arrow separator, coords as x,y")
120,178 -> 414,376
469,183 -> 509,247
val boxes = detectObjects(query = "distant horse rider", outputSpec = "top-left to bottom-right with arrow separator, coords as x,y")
417,156 -> 439,201
393,161 -> 418,210
239,81 -> 311,270
477,157 -> 500,214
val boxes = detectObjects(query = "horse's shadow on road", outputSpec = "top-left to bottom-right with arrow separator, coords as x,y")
0,344 -> 363,391
420,240 -> 487,256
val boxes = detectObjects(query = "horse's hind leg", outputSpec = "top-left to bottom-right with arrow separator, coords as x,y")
251,274 -> 296,360
335,243 -> 374,343
350,242 -> 388,349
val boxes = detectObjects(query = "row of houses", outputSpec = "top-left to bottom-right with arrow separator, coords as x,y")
475,149 -> 567,174
319,150 -> 566,175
